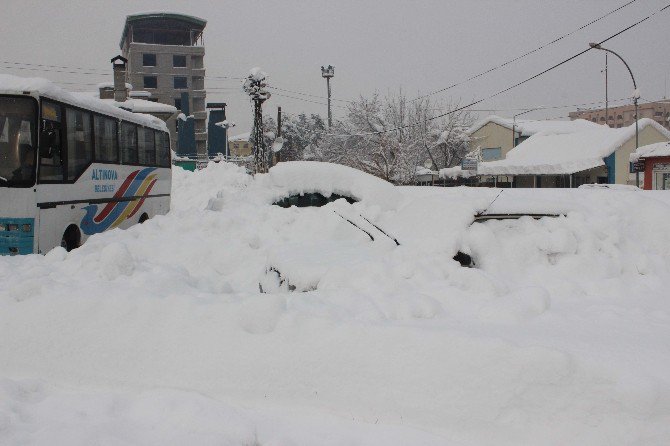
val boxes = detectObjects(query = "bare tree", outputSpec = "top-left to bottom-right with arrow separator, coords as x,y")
318,91 -> 474,184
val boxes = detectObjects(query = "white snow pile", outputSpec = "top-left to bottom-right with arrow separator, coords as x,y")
1,161 -> 670,445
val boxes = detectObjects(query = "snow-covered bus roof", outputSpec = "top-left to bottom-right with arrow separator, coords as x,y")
0,74 -> 167,131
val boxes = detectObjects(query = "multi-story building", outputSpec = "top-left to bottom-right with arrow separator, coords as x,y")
119,12 -> 207,155
569,101 -> 670,131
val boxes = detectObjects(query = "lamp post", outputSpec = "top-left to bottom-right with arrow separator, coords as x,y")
589,43 -> 640,187
321,65 -> 334,128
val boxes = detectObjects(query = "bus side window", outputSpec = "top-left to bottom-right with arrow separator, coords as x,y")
39,101 -> 64,182
94,115 -> 118,163
155,131 -> 170,167
120,122 -> 138,164
138,127 -> 156,166
65,108 -> 93,180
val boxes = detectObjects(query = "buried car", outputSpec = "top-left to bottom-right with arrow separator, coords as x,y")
254,162 -> 490,293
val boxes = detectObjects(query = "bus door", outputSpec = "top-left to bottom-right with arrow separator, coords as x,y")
36,100 -> 66,253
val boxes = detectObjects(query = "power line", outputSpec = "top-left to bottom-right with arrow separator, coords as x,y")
268,86 -> 353,103
430,96 -> 632,114
325,3 -> 670,138
271,92 -> 349,110
410,0 -> 639,102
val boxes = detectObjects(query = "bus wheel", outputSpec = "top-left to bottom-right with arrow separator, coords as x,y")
61,225 -> 81,252
139,213 -> 149,224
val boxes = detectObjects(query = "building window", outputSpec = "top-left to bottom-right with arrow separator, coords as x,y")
655,111 -> 663,117
174,76 -> 188,89
142,53 -> 156,67
617,114 -> 623,120
174,98 -> 182,110
144,76 -> 157,89
482,147 -> 502,161
147,98 -> 158,103
617,124 -> 623,128
173,55 -> 187,68
592,118 -> 597,122
599,117 -> 606,121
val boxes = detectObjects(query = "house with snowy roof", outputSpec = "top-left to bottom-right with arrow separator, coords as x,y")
466,115 -> 602,162
630,141 -> 670,190
476,119 -> 670,187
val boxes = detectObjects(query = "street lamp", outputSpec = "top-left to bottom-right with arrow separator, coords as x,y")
589,42 -> 640,187
321,65 -> 334,128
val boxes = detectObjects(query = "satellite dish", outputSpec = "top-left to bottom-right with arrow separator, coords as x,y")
272,136 -> 285,153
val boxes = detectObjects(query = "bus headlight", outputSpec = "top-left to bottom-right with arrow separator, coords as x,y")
0,225 -> 5,231
22,224 -> 31,232
7,224 -> 18,231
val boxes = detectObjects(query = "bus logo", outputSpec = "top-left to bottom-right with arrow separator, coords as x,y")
80,167 -> 158,235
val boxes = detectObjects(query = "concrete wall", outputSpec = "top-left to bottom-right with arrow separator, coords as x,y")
614,125 -> 670,185
469,122 -> 516,160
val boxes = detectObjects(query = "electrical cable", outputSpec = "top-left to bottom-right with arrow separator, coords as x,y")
324,3 -> 670,138
410,0 -> 640,102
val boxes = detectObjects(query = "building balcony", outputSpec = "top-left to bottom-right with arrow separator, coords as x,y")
195,132 -> 207,142
191,68 -> 206,77
193,111 -> 207,120
191,89 -> 206,98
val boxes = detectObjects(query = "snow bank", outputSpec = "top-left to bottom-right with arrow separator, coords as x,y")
1,161 -> 670,445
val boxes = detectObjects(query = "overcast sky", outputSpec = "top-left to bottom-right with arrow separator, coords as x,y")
1,0 -> 668,134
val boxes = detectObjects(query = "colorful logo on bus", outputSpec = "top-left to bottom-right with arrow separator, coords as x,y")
80,167 -> 158,235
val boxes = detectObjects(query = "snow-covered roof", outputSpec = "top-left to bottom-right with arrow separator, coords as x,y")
0,74 -> 166,130
129,90 -> 152,98
107,98 -> 177,115
467,115 -> 601,136
229,132 -> 251,142
630,141 -> 670,162
478,119 -> 670,176
259,161 -> 399,210
438,165 -> 478,179
96,82 -> 133,90
74,91 -> 177,116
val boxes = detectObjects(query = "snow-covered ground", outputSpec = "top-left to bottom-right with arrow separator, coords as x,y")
2,162 -> 670,445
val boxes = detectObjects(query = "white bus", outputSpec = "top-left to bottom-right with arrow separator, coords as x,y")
0,75 -> 171,255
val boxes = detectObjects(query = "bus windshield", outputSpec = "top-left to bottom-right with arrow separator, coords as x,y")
0,96 -> 37,187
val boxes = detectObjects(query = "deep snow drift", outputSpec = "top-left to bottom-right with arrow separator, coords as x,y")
1,162 -> 670,445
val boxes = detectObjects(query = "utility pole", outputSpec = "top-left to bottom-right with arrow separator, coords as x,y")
275,106 -> 282,164
605,53 -> 609,127
243,68 -> 271,173
321,65 -> 334,127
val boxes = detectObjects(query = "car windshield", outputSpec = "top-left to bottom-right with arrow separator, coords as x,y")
0,96 -> 37,187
